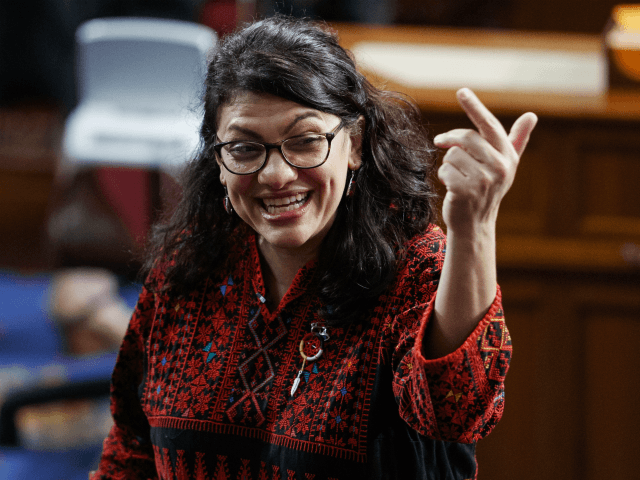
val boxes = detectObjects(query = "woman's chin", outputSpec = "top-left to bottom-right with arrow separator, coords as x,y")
256,223 -> 331,258
259,232 -> 314,252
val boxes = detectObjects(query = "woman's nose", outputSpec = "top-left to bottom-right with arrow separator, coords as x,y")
257,148 -> 298,188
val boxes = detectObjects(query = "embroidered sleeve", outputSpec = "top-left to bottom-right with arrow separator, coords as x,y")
388,229 -> 512,443
91,286 -> 159,479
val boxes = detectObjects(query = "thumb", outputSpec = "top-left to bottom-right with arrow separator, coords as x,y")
508,112 -> 538,157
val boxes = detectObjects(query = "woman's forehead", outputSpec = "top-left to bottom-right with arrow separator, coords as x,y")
216,91 -> 336,131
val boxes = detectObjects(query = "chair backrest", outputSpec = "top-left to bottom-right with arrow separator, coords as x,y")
62,18 -> 216,168
0,272 -> 59,365
76,17 -> 216,113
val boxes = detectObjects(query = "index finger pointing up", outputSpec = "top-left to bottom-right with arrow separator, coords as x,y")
456,88 -> 512,154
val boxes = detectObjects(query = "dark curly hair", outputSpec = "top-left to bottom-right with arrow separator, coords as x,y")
143,15 -> 439,325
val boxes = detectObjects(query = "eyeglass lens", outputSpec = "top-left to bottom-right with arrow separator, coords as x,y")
220,133 -> 330,174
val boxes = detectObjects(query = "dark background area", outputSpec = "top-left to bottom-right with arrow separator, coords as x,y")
0,0 -> 623,111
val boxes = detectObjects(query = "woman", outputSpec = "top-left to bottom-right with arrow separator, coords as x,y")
92,15 -> 537,479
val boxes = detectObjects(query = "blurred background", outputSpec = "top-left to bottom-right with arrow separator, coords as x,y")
0,0 -> 639,479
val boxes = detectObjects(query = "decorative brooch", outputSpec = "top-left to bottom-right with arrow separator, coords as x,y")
290,322 -> 330,396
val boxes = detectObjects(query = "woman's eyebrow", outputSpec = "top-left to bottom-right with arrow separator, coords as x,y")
225,125 -> 262,140
282,112 -> 324,135
224,111 -> 325,140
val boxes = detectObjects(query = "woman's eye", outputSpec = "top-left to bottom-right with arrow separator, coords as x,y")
226,143 -> 263,158
287,135 -> 324,150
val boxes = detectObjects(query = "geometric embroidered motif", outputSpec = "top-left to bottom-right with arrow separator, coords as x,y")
154,449 -> 343,480
478,316 -> 512,383
226,310 -> 287,426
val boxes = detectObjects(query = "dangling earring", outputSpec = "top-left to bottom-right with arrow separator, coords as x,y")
346,169 -> 357,197
223,187 -> 234,215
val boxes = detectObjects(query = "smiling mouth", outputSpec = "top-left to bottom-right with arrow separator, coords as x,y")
262,193 -> 309,214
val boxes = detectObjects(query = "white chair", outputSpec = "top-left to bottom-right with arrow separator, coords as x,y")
52,18 -> 216,273
62,17 -> 216,172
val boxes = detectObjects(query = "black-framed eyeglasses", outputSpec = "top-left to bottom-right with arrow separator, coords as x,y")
214,120 -> 345,175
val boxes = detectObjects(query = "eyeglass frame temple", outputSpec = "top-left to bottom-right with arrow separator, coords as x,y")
214,120 -> 345,175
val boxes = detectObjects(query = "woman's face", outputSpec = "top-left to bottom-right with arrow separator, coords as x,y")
217,92 -> 361,258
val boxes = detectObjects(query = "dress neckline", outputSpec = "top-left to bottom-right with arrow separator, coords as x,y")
245,233 -> 318,316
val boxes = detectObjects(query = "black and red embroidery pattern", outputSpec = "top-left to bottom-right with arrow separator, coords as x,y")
92,225 -> 510,480
153,448 -> 342,480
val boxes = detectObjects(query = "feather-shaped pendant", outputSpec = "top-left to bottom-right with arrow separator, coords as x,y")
290,372 -> 302,396
291,356 -> 306,396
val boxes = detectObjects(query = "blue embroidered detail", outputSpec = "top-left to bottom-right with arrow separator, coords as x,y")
220,276 -> 234,296
203,342 -> 216,362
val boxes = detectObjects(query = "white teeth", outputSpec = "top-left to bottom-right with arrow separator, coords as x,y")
263,193 -> 308,214
263,194 -> 305,207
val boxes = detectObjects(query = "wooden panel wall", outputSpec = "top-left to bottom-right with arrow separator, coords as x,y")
476,273 -> 640,480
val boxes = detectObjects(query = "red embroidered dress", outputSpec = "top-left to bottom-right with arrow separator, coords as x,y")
92,225 -> 511,480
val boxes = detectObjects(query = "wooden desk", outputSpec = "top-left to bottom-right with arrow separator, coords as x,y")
334,23 -> 640,480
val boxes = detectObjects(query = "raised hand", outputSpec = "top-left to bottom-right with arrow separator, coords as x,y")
427,88 -> 537,359
433,88 -> 537,235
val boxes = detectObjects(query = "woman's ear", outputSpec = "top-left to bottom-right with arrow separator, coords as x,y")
219,166 -> 227,187
348,116 -> 364,170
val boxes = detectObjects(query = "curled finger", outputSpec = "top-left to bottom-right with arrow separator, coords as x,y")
435,129 -> 500,165
437,161 -> 467,188
440,146 -> 487,184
